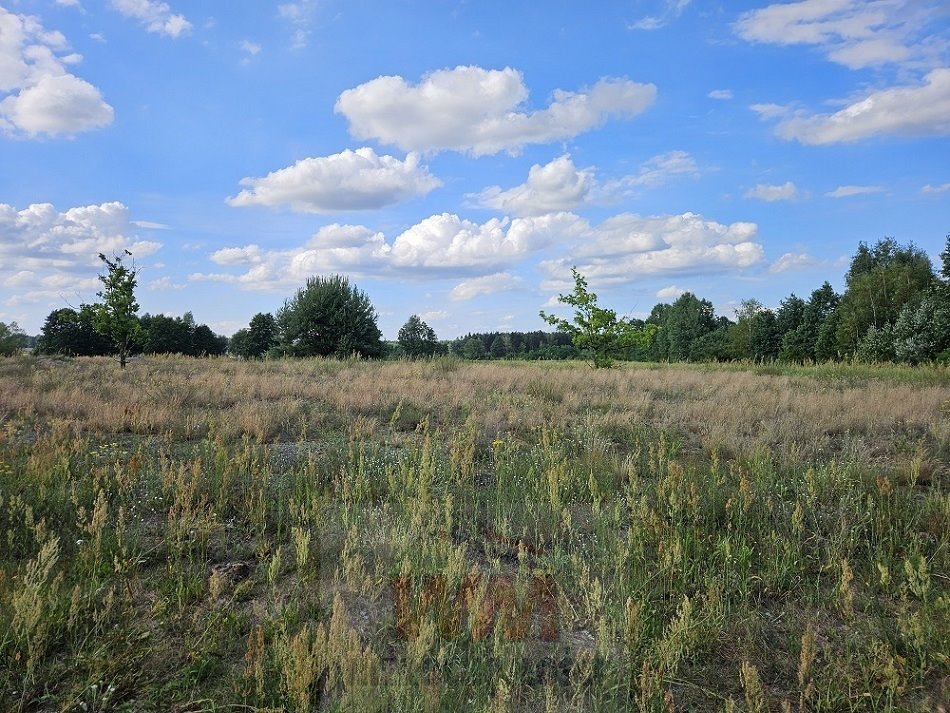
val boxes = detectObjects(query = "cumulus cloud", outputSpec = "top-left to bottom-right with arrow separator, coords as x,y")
769,251 -> 822,273
735,0 -> 945,70
474,151 -> 698,216
0,8 -> 113,138
335,66 -> 656,156
0,201 -> 161,306
227,148 -> 441,213
419,310 -> 449,322
708,89 -> 734,100
825,184 -> 885,198
450,273 -> 523,301
542,212 -> 764,286
199,208 -> 763,297
474,155 -> 594,216
195,224 -> 391,291
390,212 -> 586,271
770,69 -> 950,144
656,284 -> 687,299
922,182 -> 950,194
744,181 -> 799,201
110,0 -> 191,38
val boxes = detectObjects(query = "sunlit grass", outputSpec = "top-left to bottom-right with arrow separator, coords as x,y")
0,355 -> 947,711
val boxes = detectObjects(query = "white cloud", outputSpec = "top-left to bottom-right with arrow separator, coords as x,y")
631,0 -> 692,31
278,1 -> 318,49
604,150 -> 700,193
147,276 -> 184,291
825,184 -> 885,198
227,148 -> 441,213
239,40 -> 261,57
474,155 -> 594,216
656,285 -> 686,299
0,201 -> 161,306
335,66 -> 656,156
542,212 -> 764,286
110,0 -> 191,38
769,251 -> 821,273
131,220 -> 171,229
195,224 -> 391,291
708,89 -> 734,100
750,102 -> 793,120
744,181 -> 799,201
210,245 -> 265,265
390,212 -> 586,270
922,182 -> 950,194
0,8 -> 113,138
55,0 -> 82,7
735,0 -> 945,70
198,208 -> 763,297
474,151 -> 698,216
771,69 -> 950,144
419,310 -> 449,322
450,273 -> 523,301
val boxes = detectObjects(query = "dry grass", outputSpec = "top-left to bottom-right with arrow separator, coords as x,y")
0,355 -> 947,711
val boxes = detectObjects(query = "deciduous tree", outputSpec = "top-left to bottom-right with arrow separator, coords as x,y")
0,321 -> 26,356
277,274 -> 383,358
92,251 -> 141,368
397,314 -> 439,358
540,267 -> 654,368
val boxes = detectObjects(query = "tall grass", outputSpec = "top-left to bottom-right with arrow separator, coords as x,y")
0,355 -> 946,711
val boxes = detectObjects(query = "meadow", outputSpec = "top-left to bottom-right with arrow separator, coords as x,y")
0,355 -> 947,712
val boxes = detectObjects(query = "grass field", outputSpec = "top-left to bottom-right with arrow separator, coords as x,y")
1,356 -> 948,712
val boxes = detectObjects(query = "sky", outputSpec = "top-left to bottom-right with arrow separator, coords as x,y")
1,0 -> 948,339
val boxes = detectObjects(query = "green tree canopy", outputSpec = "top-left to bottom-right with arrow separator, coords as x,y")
35,306 -> 112,356
92,251 -> 141,368
836,238 -> 935,356
0,321 -> 26,356
780,282 -> 840,363
397,315 -> 439,358
230,313 -> 278,359
540,267 -> 654,367
661,292 -> 716,362
277,275 -> 383,358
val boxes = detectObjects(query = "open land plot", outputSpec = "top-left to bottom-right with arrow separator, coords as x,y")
0,356 -> 948,711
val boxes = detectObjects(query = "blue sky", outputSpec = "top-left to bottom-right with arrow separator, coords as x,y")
1,0 -> 948,338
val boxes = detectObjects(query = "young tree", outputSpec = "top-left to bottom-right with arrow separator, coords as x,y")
540,267 -> 653,368
92,251 -> 141,368
397,314 -> 439,358
277,274 -> 383,358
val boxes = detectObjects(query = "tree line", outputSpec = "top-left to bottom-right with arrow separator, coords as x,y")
2,235 -> 947,366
